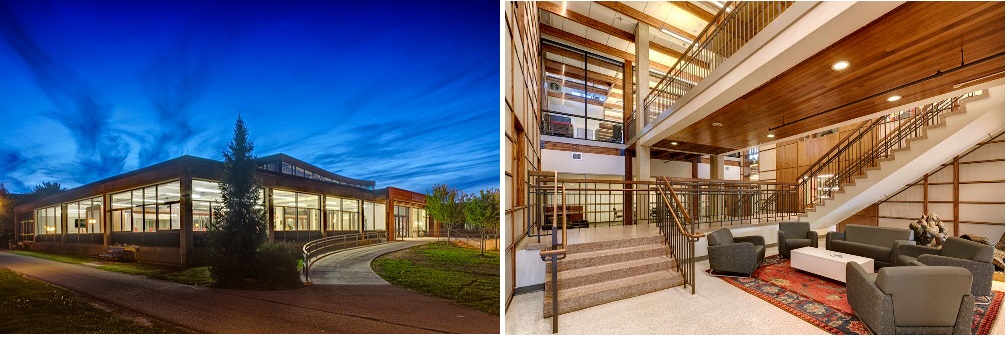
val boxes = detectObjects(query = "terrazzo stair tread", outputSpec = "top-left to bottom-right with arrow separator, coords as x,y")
543,270 -> 684,317
547,243 -> 669,272
546,256 -> 676,292
564,235 -> 664,254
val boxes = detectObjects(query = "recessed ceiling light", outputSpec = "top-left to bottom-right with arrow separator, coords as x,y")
670,141 -> 679,146
832,61 -> 850,71
712,122 -> 723,127
887,95 -> 901,102
767,133 -> 775,138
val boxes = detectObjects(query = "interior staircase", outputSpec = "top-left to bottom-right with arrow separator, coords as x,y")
798,87 -> 1006,229
543,234 -> 684,317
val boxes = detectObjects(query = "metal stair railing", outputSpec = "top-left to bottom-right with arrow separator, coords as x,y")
301,231 -> 388,284
796,92 -> 976,211
656,177 -> 704,295
536,171 -> 568,334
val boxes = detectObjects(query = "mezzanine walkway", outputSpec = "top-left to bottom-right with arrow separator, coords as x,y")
307,238 -> 434,285
0,251 -> 497,334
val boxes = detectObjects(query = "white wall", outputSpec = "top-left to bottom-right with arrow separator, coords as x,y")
542,149 -> 624,176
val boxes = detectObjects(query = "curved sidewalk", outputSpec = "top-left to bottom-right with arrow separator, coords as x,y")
0,251 -> 497,333
308,239 -> 434,285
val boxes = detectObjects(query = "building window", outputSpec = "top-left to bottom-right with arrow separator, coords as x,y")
34,205 -> 61,235
541,40 -> 626,144
66,197 -> 103,234
273,189 -> 320,232
108,181 -> 181,232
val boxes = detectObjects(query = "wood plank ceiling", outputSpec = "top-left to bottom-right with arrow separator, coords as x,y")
663,1 -> 1006,155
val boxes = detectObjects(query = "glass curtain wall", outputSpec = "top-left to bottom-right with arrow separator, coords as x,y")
273,189 -> 321,242
107,181 -> 181,247
541,40 -> 625,143
394,206 -> 409,239
65,196 -> 104,244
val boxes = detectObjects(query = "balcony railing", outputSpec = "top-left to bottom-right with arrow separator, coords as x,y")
541,111 -> 624,144
639,1 -> 795,126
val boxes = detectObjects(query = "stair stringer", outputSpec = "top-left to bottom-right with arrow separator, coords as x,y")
803,86 -> 1006,230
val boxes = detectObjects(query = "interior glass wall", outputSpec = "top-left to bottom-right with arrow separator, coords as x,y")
541,40 -> 625,143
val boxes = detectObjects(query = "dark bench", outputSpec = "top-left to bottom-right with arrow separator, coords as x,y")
98,247 -> 125,262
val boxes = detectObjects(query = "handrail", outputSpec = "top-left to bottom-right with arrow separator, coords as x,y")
796,118 -> 876,180
641,1 -> 794,123
795,92 -> 975,211
504,204 -> 530,214
655,179 -> 703,295
301,231 -> 388,284
662,177 -> 694,225
537,170 -> 567,334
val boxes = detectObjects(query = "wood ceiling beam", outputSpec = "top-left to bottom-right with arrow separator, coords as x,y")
594,1 -> 697,42
670,1 -> 714,23
541,25 -> 635,61
539,3 -> 708,69
538,1 -> 634,41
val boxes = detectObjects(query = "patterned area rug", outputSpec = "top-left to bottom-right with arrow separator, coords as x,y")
714,255 -> 1004,334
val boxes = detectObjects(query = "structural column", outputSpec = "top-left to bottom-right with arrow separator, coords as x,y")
636,144 -> 651,224
102,193 -> 111,246
635,23 -> 650,130
179,172 -> 193,266
710,155 -> 724,180
623,59 -> 634,226
266,187 -> 275,241
386,197 -> 395,242
320,195 -> 328,237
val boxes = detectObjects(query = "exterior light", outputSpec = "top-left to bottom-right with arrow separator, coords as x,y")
887,95 -> 901,102
832,61 -> 850,71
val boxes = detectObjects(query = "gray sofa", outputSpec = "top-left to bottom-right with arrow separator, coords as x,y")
827,225 -> 913,269
846,262 -> 974,334
778,221 -> 818,259
707,228 -> 765,275
896,236 -> 995,297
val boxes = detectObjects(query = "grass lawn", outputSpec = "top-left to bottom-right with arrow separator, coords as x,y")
9,250 -> 212,286
371,241 -> 499,315
0,267 -> 186,333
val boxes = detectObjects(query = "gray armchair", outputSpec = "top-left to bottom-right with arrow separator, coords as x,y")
895,237 -> 995,297
778,221 -> 818,259
707,228 -> 765,275
846,262 -> 974,334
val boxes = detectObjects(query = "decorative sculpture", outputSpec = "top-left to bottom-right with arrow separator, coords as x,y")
909,213 -> 948,247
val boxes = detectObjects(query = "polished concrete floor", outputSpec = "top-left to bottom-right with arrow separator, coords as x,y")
505,238 -> 1006,335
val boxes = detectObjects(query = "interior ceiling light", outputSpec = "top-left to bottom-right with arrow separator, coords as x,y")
660,28 -> 693,44
887,95 -> 901,102
767,133 -> 775,138
710,1 -> 724,8
671,141 -> 679,145
712,122 -> 723,127
832,60 -> 850,71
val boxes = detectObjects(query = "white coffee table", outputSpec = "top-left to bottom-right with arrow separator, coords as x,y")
790,247 -> 874,283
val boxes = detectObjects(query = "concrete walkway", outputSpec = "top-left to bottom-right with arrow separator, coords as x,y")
0,252 -> 498,333
308,239 -> 434,285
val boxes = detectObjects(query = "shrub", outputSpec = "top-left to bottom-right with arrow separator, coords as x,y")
255,240 -> 302,289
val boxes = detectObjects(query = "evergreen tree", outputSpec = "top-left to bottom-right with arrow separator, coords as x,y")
207,117 -> 268,286
30,181 -> 65,200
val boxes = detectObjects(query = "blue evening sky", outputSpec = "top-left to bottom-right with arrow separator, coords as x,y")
0,0 -> 498,194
